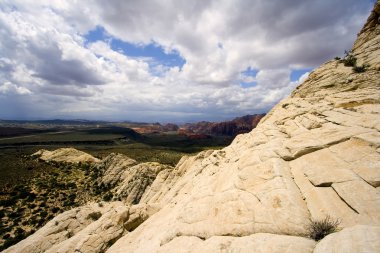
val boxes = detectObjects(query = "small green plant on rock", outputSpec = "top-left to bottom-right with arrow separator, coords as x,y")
308,215 -> 340,241
87,211 -> 102,221
342,50 -> 357,67
353,64 -> 369,73
102,192 -> 113,201
339,50 -> 369,73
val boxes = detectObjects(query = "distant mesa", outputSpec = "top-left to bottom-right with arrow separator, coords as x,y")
131,123 -> 179,134
180,114 -> 265,137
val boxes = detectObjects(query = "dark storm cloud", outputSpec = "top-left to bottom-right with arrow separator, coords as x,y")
0,11 -> 106,91
0,0 -> 375,121
27,42 -> 105,86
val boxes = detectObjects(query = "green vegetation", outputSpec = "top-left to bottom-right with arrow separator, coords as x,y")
0,125 -> 231,250
339,50 -> 369,73
0,126 -> 231,185
87,211 -> 102,221
0,161 -> 108,250
353,64 -> 369,73
342,50 -> 357,67
308,215 -> 340,241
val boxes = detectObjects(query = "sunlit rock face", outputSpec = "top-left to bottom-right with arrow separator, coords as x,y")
33,148 -> 100,164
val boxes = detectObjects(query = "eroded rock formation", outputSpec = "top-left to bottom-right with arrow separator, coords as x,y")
32,148 -> 100,164
181,114 -> 265,137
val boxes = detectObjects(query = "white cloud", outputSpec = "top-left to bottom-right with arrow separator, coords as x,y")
0,82 -> 31,95
0,0 -> 374,121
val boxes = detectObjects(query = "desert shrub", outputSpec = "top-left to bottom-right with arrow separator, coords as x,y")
37,219 -> 45,226
66,182 -> 76,188
308,215 -> 340,241
63,201 -> 71,207
353,64 -> 369,73
0,198 -> 17,206
87,211 -> 102,221
15,227 -> 24,235
29,218 -> 38,225
17,189 -> 30,199
13,217 -> 21,224
8,211 -> 21,219
40,210 -> 48,217
26,192 -> 37,201
2,236 -> 19,250
103,192 -> 113,201
342,50 -> 357,67
68,193 -> 76,201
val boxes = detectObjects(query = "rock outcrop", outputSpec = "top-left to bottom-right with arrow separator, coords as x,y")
181,114 -> 265,137
98,153 -> 138,188
106,3 -> 380,252
32,148 -> 100,164
5,2 -> 380,253
3,202 -> 127,253
2,202 -> 158,253
97,153 -> 173,204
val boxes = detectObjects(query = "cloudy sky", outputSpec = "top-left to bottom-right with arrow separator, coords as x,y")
0,0 -> 375,122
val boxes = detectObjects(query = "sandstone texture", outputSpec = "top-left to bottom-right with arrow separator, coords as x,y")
107,4 -> 380,252
5,3 -> 380,253
3,202 -> 126,253
97,153 -> 173,205
32,148 -> 100,164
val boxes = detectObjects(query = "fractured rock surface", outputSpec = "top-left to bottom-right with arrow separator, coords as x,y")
98,153 -> 174,204
3,202 -> 126,253
107,3 -> 380,252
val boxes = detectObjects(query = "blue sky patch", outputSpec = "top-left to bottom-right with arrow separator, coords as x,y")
240,81 -> 258,88
241,67 -> 259,77
290,68 -> 312,82
240,67 -> 259,88
84,26 -> 186,71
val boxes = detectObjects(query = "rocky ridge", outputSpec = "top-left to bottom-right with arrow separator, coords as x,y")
32,148 -> 100,164
4,2 -> 380,253
97,153 -> 173,204
181,114 -> 265,137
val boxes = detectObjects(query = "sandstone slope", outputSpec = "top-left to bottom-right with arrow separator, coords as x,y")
3,152 -> 172,253
4,2 -> 380,253
32,148 -> 100,164
106,3 -> 380,252
97,153 -> 173,204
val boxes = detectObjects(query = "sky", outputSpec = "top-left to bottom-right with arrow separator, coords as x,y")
0,0 -> 375,123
